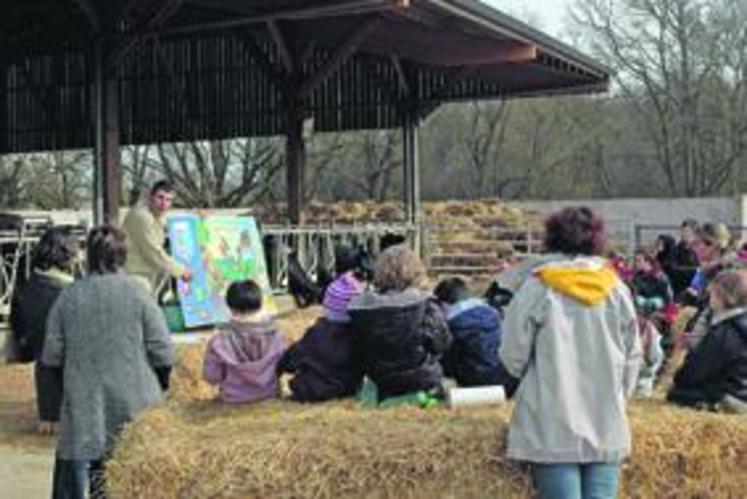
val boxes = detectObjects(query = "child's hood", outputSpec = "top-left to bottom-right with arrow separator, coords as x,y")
535,257 -> 619,307
209,318 -> 286,371
446,298 -> 500,331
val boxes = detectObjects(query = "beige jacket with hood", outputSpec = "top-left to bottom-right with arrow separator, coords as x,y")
500,256 -> 642,463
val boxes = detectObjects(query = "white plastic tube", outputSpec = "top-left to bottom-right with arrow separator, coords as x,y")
447,385 -> 506,408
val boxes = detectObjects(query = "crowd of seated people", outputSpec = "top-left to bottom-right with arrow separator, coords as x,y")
8,207 -> 747,499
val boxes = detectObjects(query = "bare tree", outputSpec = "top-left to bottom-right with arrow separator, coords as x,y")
573,0 -> 747,196
154,138 -> 283,208
25,151 -> 91,209
321,130 -> 402,202
122,145 -> 157,206
461,101 -> 513,197
0,155 -> 26,208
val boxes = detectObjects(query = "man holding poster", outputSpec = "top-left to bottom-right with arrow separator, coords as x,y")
122,180 -> 192,292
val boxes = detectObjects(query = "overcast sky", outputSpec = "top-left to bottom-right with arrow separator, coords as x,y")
482,0 -> 574,41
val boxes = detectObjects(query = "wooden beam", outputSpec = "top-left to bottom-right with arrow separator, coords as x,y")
390,55 -> 411,97
300,40 -> 318,66
71,0 -> 101,32
267,20 -> 296,76
119,0 -> 151,21
285,101 -> 306,225
113,0 -> 394,39
362,23 -> 538,66
402,112 -> 420,225
300,17 -> 381,96
109,0 -> 185,74
93,42 -> 121,225
235,33 -> 287,93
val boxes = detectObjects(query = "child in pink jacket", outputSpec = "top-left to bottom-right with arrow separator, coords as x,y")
203,280 -> 287,403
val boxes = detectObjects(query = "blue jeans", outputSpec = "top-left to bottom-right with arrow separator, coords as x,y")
533,462 -> 620,499
51,458 -> 106,499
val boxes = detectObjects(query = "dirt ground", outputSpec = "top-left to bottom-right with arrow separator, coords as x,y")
0,445 -> 53,498
0,358 -> 56,499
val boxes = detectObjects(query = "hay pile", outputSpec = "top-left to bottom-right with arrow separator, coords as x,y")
0,363 -> 55,448
251,200 -> 541,232
106,398 -> 747,499
106,401 -> 529,499
108,303 -> 747,499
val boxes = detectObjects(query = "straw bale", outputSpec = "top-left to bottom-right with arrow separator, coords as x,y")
106,397 -> 747,499
107,401 -> 530,499
108,306 -> 747,499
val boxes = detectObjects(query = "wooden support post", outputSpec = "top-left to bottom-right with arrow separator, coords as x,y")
286,100 -> 306,225
0,63 -> 6,153
93,41 -> 121,225
402,111 -> 420,226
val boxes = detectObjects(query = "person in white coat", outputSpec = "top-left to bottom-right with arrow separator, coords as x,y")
500,206 -> 642,499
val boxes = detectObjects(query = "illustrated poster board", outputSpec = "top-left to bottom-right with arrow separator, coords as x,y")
167,214 -> 276,328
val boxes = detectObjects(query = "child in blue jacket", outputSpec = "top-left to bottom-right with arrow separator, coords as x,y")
435,277 -> 518,396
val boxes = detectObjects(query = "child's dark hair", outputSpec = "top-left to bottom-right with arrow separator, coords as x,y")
226,280 -> 262,313
335,245 -> 374,281
434,277 -> 471,305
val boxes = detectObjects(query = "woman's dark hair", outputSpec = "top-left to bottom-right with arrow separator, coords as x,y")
334,245 -> 374,280
434,277 -> 471,305
226,279 -> 262,313
544,206 -> 606,256
656,234 -> 676,260
86,225 -> 127,274
681,218 -> 699,230
32,227 -> 79,272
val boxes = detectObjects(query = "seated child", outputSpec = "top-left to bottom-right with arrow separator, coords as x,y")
279,247 -> 367,402
348,245 -> 451,402
631,248 -> 676,357
203,280 -> 287,403
667,270 -> 747,413
435,277 -> 518,395
631,249 -> 674,316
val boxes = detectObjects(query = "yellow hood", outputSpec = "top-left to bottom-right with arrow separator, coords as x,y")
536,264 -> 619,307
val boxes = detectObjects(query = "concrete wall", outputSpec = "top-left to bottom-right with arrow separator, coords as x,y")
512,196 -> 747,248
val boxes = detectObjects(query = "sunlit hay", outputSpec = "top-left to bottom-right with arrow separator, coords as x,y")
624,400 -> 747,498
106,397 -> 747,499
107,401 -> 531,499
252,200 -> 541,231
0,363 -> 56,448
110,301 -> 747,499
0,363 -> 35,402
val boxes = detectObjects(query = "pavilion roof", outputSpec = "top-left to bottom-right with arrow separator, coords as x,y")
0,0 -> 610,153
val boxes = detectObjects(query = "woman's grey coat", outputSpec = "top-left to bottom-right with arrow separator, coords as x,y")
42,273 -> 173,460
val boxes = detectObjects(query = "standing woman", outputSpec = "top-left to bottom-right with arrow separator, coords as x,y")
42,225 -> 173,499
9,228 -> 79,434
499,207 -> 642,499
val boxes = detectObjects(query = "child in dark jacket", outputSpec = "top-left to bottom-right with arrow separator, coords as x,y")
631,249 -> 675,314
434,277 -> 518,395
668,270 -> 747,413
279,247 -> 367,402
203,280 -> 287,403
348,245 -> 451,402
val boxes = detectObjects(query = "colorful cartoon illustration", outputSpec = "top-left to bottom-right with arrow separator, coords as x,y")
167,214 -> 276,328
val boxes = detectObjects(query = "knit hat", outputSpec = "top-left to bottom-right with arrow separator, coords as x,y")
322,272 -> 364,323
